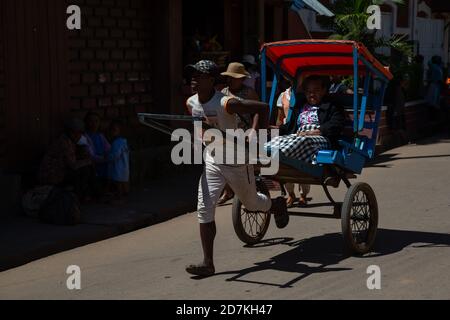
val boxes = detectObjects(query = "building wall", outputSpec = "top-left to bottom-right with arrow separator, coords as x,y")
67,0 -> 154,129
0,10 -> 5,169
0,0 -> 70,172
0,0 -> 159,173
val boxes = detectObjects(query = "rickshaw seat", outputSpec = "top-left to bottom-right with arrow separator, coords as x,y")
316,139 -> 370,174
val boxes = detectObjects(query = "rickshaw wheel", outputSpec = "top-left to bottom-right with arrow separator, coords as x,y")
341,182 -> 378,255
232,180 -> 271,246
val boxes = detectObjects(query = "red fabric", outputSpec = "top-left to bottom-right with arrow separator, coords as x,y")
262,40 -> 393,80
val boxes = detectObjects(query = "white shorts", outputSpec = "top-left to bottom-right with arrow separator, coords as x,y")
197,159 -> 272,224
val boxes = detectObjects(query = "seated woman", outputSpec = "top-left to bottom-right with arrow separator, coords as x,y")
84,112 -> 111,182
266,75 -> 345,164
38,118 -> 97,202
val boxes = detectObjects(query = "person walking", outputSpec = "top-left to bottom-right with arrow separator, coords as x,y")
184,60 -> 288,277
217,62 -> 260,205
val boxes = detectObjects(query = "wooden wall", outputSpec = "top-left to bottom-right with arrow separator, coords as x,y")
0,0 -> 70,172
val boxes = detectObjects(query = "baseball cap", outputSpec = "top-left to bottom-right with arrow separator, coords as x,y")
185,60 -> 219,76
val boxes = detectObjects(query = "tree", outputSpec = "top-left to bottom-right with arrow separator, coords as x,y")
319,0 -> 412,65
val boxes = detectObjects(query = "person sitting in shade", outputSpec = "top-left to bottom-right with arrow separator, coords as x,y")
84,112 -> 111,184
38,118 -> 97,202
107,119 -> 130,201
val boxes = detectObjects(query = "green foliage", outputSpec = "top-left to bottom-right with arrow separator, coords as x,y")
320,0 -> 413,66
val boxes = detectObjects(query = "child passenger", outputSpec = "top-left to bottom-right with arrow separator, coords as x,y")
107,119 -> 130,199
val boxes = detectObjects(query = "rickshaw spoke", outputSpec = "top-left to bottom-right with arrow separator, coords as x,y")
250,213 -> 258,235
254,216 -> 259,234
253,214 -> 261,232
350,190 -> 372,244
248,213 -> 256,236
242,209 -> 249,230
351,191 -> 370,243
240,204 -> 269,240
254,213 -> 262,234
247,213 -> 254,234
259,212 -> 267,226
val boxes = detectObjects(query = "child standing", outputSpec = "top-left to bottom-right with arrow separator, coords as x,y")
107,120 -> 130,199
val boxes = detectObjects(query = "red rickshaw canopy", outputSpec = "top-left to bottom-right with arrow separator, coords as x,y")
262,40 -> 393,81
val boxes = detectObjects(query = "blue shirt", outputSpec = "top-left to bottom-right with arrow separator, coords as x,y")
87,132 -> 110,178
107,137 -> 130,182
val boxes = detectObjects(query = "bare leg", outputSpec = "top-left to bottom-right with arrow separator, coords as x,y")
301,185 -> 311,198
200,222 -> 216,268
299,185 -> 311,206
285,183 -> 297,207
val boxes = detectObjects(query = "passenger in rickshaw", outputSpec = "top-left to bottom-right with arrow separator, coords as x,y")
276,79 -> 312,208
266,75 -> 346,165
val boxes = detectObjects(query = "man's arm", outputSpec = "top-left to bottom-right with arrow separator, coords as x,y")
225,98 -> 269,129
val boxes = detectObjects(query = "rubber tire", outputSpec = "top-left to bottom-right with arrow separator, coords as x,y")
341,182 -> 378,255
232,180 -> 271,245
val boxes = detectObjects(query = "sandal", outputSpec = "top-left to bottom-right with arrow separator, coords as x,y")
298,196 -> 308,207
186,264 -> 216,277
286,194 -> 297,208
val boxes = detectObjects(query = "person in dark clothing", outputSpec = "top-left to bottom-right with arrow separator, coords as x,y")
385,73 -> 409,143
38,118 -> 98,202
266,75 -> 346,162
84,112 -> 111,181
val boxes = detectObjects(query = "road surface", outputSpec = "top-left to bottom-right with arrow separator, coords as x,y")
1,135 -> 449,300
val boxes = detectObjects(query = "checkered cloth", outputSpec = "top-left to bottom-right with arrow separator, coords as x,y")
265,124 -> 330,164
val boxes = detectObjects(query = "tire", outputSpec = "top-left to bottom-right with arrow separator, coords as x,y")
232,179 -> 271,245
341,182 -> 378,255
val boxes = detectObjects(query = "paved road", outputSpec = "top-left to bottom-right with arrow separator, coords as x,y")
1,136 -> 449,300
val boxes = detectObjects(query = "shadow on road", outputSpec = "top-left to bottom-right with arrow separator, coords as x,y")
198,229 -> 450,288
366,153 -> 450,169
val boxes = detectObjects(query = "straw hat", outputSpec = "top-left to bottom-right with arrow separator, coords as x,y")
221,62 -> 251,79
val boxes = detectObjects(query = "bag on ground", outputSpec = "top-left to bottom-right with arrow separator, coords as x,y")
38,187 -> 81,226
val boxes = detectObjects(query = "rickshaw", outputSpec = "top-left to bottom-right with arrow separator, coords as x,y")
138,39 -> 392,256
231,40 -> 393,255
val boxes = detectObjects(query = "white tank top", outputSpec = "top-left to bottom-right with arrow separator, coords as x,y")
187,91 -> 238,132
187,92 -> 239,164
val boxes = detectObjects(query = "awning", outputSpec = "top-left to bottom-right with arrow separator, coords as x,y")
290,0 -> 335,17
262,39 -> 393,80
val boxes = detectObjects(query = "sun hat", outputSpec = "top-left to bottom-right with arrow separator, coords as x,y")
221,62 -> 251,79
